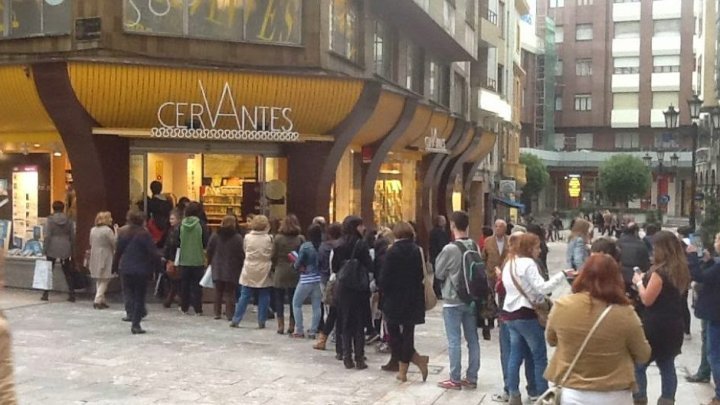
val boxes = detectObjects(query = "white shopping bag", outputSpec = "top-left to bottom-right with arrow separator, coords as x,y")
199,266 -> 214,289
32,259 -> 53,290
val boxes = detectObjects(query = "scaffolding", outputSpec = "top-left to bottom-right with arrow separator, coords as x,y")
535,16 -> 556,150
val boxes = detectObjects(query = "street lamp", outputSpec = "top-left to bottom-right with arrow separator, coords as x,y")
686,94 -> 703,231
664,105 -> 680,129
643,152 -> 652,167
670,153 -> 679,168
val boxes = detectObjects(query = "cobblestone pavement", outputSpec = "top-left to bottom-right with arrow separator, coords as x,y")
1,239 -> 715,404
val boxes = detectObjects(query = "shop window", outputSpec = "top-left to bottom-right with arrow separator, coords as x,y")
0,0 -> 72,38
373,19 -> 396,80
373,160 -> 416,226
123,0 -> 302,45
330,0 -> 361,63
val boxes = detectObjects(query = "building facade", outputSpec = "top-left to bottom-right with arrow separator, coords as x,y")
0,0 -> 506,272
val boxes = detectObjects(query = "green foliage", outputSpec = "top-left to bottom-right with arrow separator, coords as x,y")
520,153 -> 550,198
700,199 -> 720,253
598,154 -> 652,206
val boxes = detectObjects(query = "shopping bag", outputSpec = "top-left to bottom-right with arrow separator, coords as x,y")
199,266 -> 214,288
32,259 -> 53,290
420,249 -> 437,311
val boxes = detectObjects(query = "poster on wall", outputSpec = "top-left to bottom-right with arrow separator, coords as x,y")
12,167 -> 39,249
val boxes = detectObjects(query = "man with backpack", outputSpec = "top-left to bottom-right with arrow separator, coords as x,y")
434,211 -> 485,390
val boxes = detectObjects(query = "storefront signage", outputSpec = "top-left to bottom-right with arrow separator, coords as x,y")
151,80 -> 300,142
424,129 -> 449,154
568,175 -> 581,198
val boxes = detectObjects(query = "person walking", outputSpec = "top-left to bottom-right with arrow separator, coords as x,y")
41,201 -> 76,302
429,215 -> 450,299
313,222 -> 343,352
617,222 -> 651,307
290,224 -> 323,338
480,219 -> 509,339
687,233 -> 720,404
230,215 -> 274,329
632,230 -> 690,405
380,221 -> 427,382
545,254 -> 651,404
332,215 -> 373,370
566,218 -> 591,271
114,210 -> 160,334
176,202 -> 209,315
501,233 -> 571,404
434,211 -> 480,390
162,209 -> 182,308
207,216 -> 244,321
88,211 -> 116,309
272,214 -> 304,334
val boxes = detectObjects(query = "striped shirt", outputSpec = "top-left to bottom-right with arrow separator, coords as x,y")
294,241 -> 322,284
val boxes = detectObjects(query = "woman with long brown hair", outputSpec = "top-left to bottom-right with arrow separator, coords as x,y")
632,230 -> 690,405
545,254 -> 651,404
566,218 -> 592,271
272,214 -> 304,334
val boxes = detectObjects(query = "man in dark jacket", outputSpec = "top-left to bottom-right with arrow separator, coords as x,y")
429,215 -> 450,299
617,222 -> 650,298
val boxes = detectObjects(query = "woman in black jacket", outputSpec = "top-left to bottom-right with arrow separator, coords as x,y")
163,209 -> 182,308
380,221 -> 428,382
207,216 -> 245,320
332,216 -> 373,370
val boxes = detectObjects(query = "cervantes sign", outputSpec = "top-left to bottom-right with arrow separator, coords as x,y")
151,80 -> 300,142
424,129 -> 449,154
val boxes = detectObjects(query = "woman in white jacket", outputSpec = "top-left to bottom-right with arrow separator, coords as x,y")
88,211 -> 116,309
501,233 -> 573,405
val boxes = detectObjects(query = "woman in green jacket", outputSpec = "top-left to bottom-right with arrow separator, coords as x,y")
272,214 -> 304,334
176,202 -> 209,315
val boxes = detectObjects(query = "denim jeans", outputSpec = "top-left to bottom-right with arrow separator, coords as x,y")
442,305 -> 480,383
292,282 -> 322,335
634,356 -> 677,401
232,286 -> 271,326
499,321 -> 538,396
697,320 -> 712,379
707,320 -> 720,400
506,318 -> 549,396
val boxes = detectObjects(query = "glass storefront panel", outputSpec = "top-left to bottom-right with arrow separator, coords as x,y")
373,159 -> 417,227
245,0 -> 302,44
0,0 -> 71,38
188,0 -> 243,40
124,0 -> 185,36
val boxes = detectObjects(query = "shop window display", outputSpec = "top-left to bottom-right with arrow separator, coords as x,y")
373,163 -> 403,226
0,0 -> 72,38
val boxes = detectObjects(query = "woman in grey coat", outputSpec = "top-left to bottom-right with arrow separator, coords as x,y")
41,201 -> 76,302
89,211 -> 116,309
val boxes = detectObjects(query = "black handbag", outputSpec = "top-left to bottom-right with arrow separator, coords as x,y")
337,241 -> 370,292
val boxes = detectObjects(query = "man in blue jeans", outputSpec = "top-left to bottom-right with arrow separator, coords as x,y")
434,211 -> 480,390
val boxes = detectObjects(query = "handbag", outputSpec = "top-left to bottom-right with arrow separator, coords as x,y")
534,305 -> 614,405
165,260 -> 181,280
509,260 -> 552,327
199,266 -> 215,289
323,273 -> 337,306
337,241 -> 370,292
32,259 -> 53,290
420,248 -> 437,311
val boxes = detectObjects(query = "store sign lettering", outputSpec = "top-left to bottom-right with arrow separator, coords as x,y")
151,80 -> 300,142
424,129 -> 449,154
568,175 -> 581,198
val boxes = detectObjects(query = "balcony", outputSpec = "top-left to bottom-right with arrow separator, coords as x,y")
612,74 -> 640,92
651,72 -> 680,91
611,109 -> 640,128
652,0 -> 682,20
477,87 -> 512,122
613,2 -> 641,22
652,35 -> 681,55
612,38 -> 641,57
480,11 -> 503,48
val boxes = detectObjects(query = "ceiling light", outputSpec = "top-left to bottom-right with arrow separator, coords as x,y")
53,150 -> 62,157
32,143 -> 40,148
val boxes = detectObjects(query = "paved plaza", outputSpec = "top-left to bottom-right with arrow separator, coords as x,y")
0,240 -> 716,404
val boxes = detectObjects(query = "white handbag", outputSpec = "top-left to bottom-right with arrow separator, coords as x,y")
199,266 -> 215,289
32,259 -> 53,290
534,305 -> 613,405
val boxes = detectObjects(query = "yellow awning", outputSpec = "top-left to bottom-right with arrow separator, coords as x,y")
352,91 -> 405,147
0,66 -> 57,134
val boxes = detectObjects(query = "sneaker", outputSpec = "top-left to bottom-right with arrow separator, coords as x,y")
460,379 -> 477,389
377,342 -> 391,354
687,374 -> 711,383
437,379 -> 462,390
365,333 -> 380,344
491,392 -> 509,403
528,395 -> 540,402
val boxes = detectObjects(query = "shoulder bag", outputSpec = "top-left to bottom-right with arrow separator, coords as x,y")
337,241 -> 370,292
419,247 -> 437,311
534,305 -> 613,405
509,260 -> 552,327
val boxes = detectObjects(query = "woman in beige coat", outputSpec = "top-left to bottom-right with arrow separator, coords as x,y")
230,215 -> 274,329
89,211 -> 116,309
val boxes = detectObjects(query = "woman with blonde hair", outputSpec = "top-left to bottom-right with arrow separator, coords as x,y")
89,211 -> 116,309
230,215 -> 274,329
566,218 -> 591,271
632,230 -> 691,405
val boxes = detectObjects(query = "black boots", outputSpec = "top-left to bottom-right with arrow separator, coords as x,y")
40,291 -> 49,301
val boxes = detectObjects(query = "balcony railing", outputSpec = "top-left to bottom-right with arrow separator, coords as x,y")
487,10 -> 498,25
485,78 -> 498,92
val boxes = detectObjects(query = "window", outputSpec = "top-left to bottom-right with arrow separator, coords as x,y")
452,72 -> 468,116
429,60 -> 450,105
577,133 -> 594,149
429,61 -> 438,100
405,44 -> 424,93
373,20 -> 395,79
614,0 -> 640,3
577,0 -> 593,5
555,26 -> 564,43
576,24 -> 593,41
615,132 -> 640,149
486,47 -> 498,91
554,133 -> 566,150
653,55 -> 680,73
498,1 -> 505,38
613,93 -> 639,109
497,64 -> 505,96
330,0 -> 361,62
653,19 -> 681,37
550,0 -> 564,7
574,94 -> 592,111
564,134 -> 577,151
576,59 -> 592,76
443,0 -> 456,35
555,59 -> 563,76
614,21 -> 640,39
1,0 -> 71,38
555,95 -> 563,111
613,57 -> 640,74
466,0 -> 476,27
652,92 -> 679,110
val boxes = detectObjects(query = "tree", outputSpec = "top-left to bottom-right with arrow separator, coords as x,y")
520,153 -> 550,198
598,154 -> 651,206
